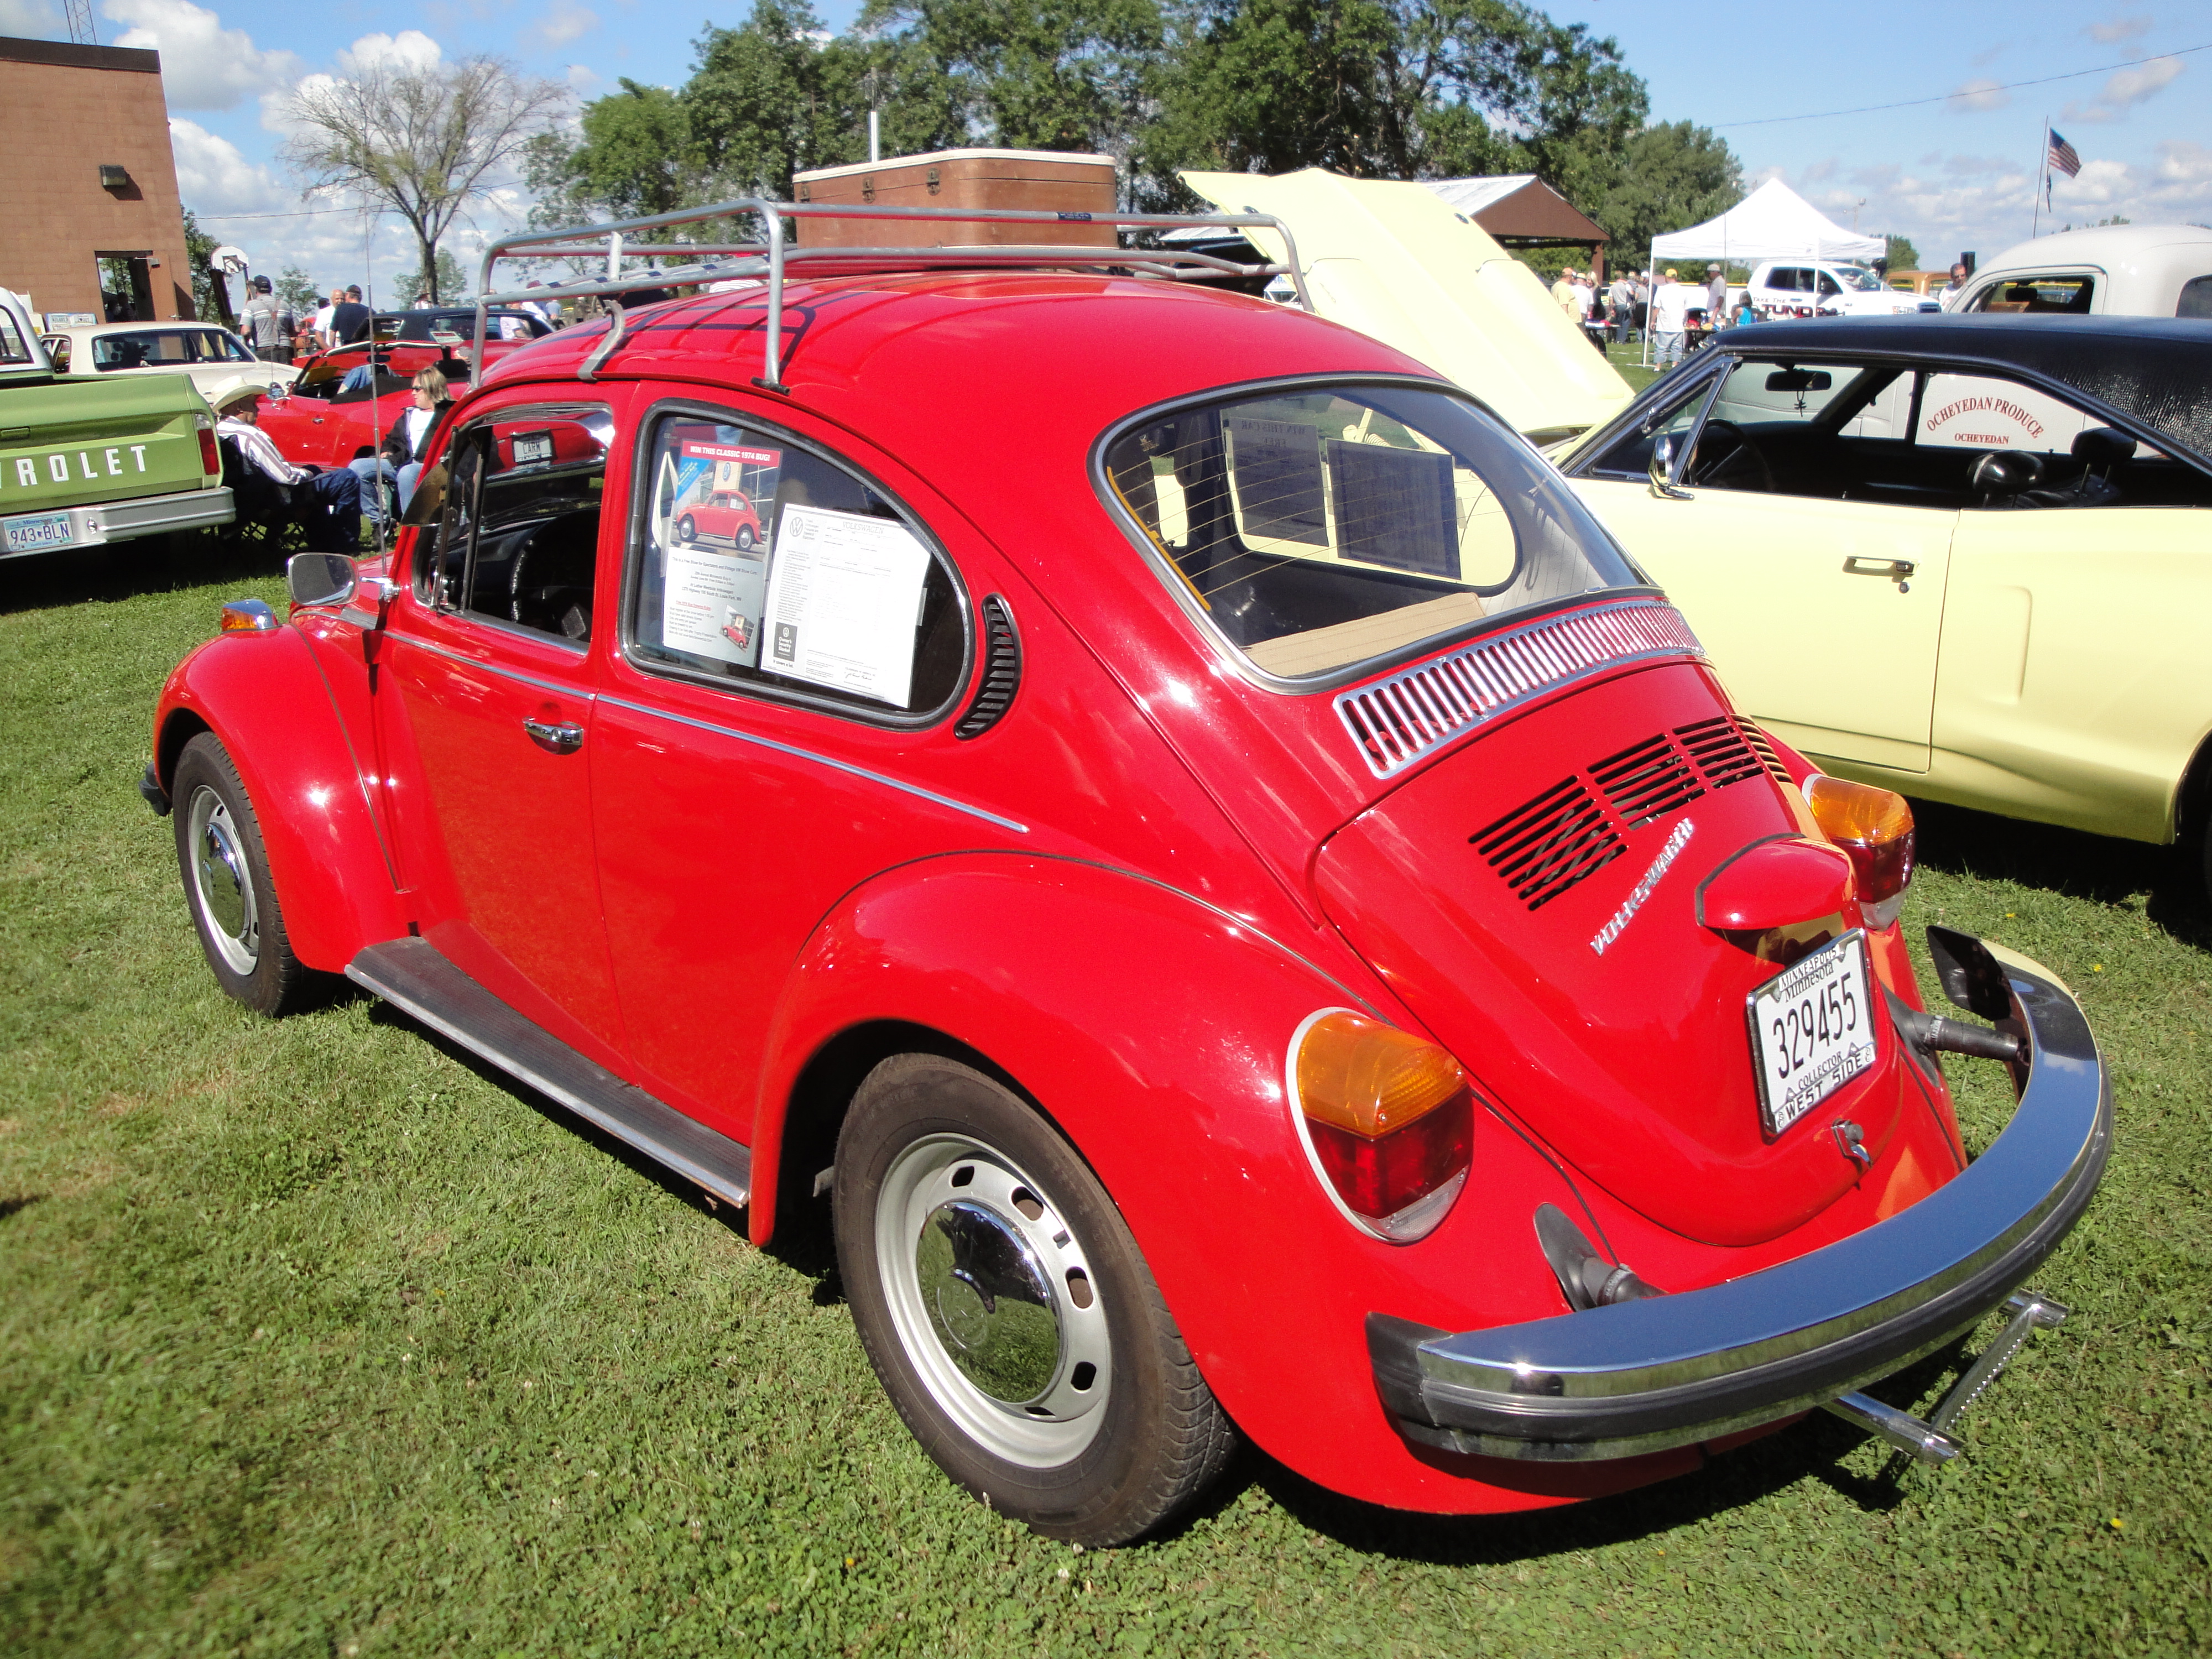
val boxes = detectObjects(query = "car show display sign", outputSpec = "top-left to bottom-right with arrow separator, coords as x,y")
762,503 -> 932,706
660,543 -> 770,667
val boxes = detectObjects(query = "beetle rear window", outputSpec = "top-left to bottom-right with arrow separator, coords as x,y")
1104,385 -> 1642,680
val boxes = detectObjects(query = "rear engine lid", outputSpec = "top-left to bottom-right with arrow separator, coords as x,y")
1314,662 -> 1903,1248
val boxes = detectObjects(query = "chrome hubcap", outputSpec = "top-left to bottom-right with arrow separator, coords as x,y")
186,785 -> 258,975
878,1135 -> 1111,1468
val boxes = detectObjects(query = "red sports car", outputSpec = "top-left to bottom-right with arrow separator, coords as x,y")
676,488 -> 763,550
140,207 -> 2108,1547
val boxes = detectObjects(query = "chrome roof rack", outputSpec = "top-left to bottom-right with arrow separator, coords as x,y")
471,195 -> 1311,392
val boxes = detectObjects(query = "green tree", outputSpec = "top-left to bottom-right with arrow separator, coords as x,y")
1141,0 -> 1645,205
524,77 -> 698,229
283,54 -> 569,302
391,248 -> 472,305
1587,119 -> 1740,268
684,0 -> 871,200
274,267 -> 321,316
1884,233 -> 1920,272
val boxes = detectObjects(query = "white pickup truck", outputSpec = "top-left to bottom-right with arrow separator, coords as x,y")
1745,260 -> 1939,318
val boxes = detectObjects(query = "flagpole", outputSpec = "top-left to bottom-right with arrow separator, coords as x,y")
2033,117 -> 2048,238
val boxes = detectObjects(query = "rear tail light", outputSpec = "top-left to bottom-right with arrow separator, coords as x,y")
195,413 -> 219,477
1288,1010 -> 1473,1243
1805,774 -> 1916,927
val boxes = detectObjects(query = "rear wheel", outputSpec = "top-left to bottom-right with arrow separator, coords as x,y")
735,525 -> 755,552
171,732 -> 312,1016
834,1054 -> 1234,1545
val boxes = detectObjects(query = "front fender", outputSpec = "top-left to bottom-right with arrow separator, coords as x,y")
153,626 -> 405,972
748,853 -> 1609,1510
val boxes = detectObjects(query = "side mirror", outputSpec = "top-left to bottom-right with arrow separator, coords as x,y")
286,550 -> 357,608
400,463 -> 448,527
1648,435 -> 1691,500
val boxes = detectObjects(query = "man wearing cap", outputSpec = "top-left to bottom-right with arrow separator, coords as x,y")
215,391 -> 361,552
1551,267 -> 1578,316
241,276 -> 295,365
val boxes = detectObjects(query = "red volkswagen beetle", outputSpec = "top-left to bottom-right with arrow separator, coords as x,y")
139,204 -> 2108,1546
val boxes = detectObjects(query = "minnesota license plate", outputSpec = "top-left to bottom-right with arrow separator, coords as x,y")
3,511 -> 72,554
1747,930 -> 1877,1136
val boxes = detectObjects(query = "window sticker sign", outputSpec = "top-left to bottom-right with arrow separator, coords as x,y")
1324,440 -> 1458,578
761,503 -> 932,706
660,542 -> 770,667
666,435 -> 782,552
1225,415 -> 1328,545
1917,374 -> 2093,455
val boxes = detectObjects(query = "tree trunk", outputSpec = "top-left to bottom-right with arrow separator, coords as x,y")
420,233 -> 440,305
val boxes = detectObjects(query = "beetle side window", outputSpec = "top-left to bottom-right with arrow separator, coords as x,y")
1968,275 -> 2094,314
628,413 -> 967,717
416,406 -> 610,643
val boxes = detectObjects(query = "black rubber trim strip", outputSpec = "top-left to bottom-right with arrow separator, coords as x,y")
347,937 -> 752,1207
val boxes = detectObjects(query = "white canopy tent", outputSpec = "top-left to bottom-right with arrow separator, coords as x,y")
1642,180 -> 1884,363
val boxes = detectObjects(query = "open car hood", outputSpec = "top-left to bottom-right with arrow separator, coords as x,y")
1179,168 -> 1634,442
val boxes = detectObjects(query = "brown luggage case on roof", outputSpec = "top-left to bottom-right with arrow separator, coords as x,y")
792,148 -> 1117,248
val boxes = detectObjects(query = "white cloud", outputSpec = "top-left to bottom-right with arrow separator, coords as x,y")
566,64 -> 604,98
337,30 -> 444,76
2064,55 -> 2183,123
2088,13 -> 2152,42
1948,79 -> 2010,114
524,0 -> 598,53
168,117 -> 288,215
101,0 -> 302,110
0,0 -> 62,36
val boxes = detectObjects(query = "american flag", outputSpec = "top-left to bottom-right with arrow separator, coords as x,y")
2048,129 -> 2082,179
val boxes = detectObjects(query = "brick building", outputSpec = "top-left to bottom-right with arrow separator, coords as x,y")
0,35 -> 195,327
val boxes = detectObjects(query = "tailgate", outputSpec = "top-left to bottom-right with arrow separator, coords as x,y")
0,379 -> 214,515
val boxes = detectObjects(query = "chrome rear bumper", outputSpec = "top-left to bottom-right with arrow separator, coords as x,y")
1369,928 -> 2109,1462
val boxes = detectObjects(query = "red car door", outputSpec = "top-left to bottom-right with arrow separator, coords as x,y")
372,391 -> 632,1062
588,397 -> 992,1142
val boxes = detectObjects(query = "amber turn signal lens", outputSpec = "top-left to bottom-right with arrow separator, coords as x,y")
1804,774 -> 1916,907
1293,1012 -> 1474,1241
1296,1011 -> 1465,1138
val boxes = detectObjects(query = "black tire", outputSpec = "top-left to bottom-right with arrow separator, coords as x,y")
170,732 -> 314,1016
735,525 -> 755,552
677,513 -> 697,544
834,1055 -> 1235,1545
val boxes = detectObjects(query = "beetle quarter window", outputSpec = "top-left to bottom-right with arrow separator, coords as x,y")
419,405 -> 609,643
1105,385 -> 1641,681
629,414 -> 966,714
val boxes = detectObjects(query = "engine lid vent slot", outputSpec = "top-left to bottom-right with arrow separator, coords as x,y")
1593,734 -> 1705,827
1473,778 -> 1625,910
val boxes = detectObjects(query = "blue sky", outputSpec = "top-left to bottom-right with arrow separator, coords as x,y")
3,0 -> 2204,298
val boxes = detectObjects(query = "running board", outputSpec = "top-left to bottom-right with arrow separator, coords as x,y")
347,937 -> 752,1209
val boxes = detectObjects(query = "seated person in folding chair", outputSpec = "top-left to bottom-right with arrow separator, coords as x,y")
215,390 -> 362,553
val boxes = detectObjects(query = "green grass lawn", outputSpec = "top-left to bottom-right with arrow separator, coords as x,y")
3,544 -> 2208,1656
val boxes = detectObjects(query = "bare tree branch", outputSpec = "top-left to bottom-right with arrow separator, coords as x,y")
283,55 -> 571,304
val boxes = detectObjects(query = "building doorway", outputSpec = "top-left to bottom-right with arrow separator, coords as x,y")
96,253 -> 156,321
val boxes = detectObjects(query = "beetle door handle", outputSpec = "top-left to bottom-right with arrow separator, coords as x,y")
1843,557 -> 1914,579
523,717 -> 585,755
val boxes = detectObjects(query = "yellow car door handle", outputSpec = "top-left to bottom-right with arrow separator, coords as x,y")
1843,557 -> 1915,579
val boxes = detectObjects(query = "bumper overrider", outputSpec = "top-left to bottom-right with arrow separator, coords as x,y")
1368,928 -> 2110,1464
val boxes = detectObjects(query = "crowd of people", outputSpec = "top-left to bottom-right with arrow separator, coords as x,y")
232,276 -> 568,367
1547,262 -> 1745,367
